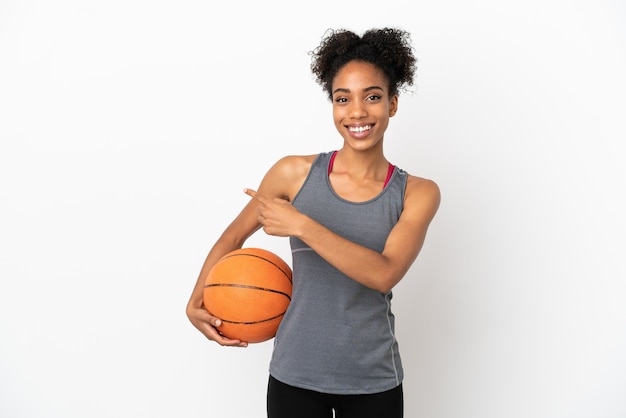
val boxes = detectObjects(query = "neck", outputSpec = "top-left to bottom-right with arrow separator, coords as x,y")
332,148 -> 389,180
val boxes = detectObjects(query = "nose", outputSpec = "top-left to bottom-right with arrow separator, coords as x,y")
349,101 -> 367,118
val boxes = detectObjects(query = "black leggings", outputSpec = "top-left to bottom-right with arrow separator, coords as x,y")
267,375 -> 403,418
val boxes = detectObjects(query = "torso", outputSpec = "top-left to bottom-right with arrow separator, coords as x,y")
269,151 -> 408,394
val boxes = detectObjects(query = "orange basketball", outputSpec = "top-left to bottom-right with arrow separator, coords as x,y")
203,248 -> 292,343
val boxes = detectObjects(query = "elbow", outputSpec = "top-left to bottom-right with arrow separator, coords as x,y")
377,282 -> 398,294
369,273 -> 403,294
370,259 -> 406,293
377,285 -> 394,294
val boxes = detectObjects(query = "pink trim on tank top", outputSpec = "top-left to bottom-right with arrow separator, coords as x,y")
328,151 -> 395,189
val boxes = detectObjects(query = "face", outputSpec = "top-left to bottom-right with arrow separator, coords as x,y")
331,60 -> 398,152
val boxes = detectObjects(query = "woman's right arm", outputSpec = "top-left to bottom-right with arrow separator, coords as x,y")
185,154 -> 313,347
185,198 -> 262,347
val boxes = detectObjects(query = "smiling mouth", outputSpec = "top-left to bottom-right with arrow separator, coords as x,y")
348,124 -> 372,133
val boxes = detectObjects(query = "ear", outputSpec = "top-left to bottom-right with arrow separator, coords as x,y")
389,95 -> 399,117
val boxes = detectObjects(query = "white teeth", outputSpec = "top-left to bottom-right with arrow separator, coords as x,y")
349,125 -> 371,133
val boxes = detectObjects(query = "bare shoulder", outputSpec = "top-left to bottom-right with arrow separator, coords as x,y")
403,174 -> 441,222
271,154 -> 318,176
259,154 -> 318,201
406,174 -> 440,198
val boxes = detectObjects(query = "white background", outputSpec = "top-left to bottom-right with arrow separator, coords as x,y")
1,1 -> 625,417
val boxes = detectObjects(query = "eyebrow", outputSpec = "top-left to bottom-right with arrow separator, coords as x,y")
332,85 -> 384,95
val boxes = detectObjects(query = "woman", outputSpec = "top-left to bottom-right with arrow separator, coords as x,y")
187,27 -> 440,418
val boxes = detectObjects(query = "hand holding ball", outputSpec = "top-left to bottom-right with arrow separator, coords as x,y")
203,248 -> 292,343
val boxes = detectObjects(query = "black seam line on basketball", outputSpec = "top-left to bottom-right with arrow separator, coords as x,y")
219,312 -> 285,325
204,283 -> 291,301
220,253 -> 293,284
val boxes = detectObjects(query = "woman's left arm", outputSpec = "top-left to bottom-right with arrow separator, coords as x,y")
245,176 -> 440,293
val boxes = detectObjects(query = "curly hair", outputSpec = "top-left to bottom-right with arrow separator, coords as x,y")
310,27 -> 417,100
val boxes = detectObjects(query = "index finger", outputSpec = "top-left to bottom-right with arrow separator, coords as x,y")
243,188 -> 269,204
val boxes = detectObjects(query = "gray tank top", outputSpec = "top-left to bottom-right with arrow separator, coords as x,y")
269,151 -> 408,394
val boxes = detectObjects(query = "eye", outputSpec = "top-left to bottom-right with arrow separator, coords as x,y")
334,97 -> 348,104
366,94 -> 382,102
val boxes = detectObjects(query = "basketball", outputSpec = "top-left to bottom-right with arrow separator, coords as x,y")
203,248 -> 293,343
